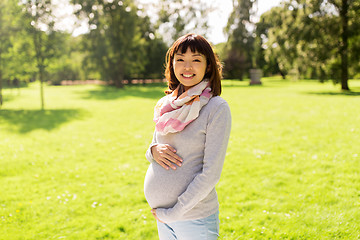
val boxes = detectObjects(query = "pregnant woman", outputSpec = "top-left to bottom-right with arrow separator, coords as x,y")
144,33 -> 231,240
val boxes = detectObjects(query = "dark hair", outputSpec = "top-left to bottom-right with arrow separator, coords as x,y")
164,33 -> 223,96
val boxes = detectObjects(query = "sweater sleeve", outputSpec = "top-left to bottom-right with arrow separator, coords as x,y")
156,102 -> 232,223
145,131 -> 157,163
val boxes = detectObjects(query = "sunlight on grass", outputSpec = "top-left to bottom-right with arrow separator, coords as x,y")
1,79 -> 359,239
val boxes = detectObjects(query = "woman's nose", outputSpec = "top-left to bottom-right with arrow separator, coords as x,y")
184,62 -> 192,69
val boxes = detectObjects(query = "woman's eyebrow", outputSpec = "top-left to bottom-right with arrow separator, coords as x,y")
175,53 -> 203,57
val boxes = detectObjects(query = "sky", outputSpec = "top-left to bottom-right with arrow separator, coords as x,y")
53,0 -> 283,44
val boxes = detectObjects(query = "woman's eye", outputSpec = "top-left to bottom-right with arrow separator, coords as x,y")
176,59 -> 184,62
194,59 -> 201,62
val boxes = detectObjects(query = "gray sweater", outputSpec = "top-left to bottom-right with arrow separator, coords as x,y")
144,96 -> 231,223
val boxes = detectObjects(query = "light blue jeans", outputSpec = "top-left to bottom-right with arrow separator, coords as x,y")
157,211 -> 220,240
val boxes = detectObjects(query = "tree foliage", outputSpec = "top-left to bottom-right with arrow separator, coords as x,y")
223,0 -> 258,80
1,0 -> 359,97
21,0 -> 65,109
257,5 -> 302,79
223,0 -> 360,90
256,0 -> 360,89
288,0 -> 360,90
0,0 -> 23,107
72,0 -> 167,87
155,0 -> 212,45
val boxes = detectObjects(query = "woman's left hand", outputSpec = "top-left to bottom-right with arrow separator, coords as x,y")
151,209 -> 165,223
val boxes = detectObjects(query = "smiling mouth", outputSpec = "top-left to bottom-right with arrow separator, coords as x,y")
182,74 -> 195,78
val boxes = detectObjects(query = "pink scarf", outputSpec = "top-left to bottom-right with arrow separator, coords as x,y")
154,80 -> 212,134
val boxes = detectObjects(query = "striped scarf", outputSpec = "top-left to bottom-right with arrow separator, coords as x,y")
154,80 -> 212,134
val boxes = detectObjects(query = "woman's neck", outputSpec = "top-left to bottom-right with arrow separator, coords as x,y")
177,84 -> 186,97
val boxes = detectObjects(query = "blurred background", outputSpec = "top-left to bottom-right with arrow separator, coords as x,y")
0,0 -> 359,103
1,1 -> 360,239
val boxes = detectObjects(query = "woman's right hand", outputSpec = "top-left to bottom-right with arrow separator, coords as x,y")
151,144 -> 183,170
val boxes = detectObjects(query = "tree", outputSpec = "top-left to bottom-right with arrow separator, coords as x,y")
72,0 -> 161,87
224,0 -> 258,80
329,0 -> 360,90
255,0 -> 360,90
0,0 -> 17,107
254,8 -> 283,77
47,33 -> 82,85
257,5 -> 302,79
154,0 -> 212,45
21,0 -> 59,110
286,0 -> 360,90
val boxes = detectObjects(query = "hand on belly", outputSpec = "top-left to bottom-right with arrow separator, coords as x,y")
151,144 -> 183,170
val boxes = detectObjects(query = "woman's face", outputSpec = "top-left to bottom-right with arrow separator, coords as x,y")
173,47 -> 208,91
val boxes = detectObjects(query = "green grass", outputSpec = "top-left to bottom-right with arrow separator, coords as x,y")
1,78 -> 359,239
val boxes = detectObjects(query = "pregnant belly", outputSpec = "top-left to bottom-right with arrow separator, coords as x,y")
144,163 -> 198,209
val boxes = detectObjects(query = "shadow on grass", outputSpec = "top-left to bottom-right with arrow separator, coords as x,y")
222,79 -> 291,88
1,95 -> 16,104
0,109 -> 87,133
1,89 -> 23,104
78,83 -> 166,100
222,83 -> 283,89
305,90 -> 360,97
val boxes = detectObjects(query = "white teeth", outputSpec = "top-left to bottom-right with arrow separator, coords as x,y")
183,74 -> 193,78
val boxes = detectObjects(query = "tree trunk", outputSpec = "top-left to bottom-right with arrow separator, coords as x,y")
340,0 -> 350,91
0,69 -> 3,107
113,76 -> 124,88
34,30 -> 46,110
39,66 -> 45,110
113,65 -> 124,88
277,62 -> 286,79
0,52 -> 2,107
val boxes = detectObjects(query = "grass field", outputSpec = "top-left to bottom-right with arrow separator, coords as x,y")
1,78 -> 359,239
